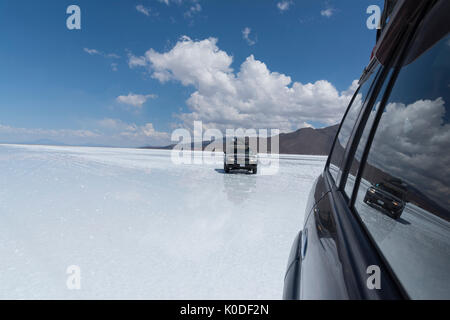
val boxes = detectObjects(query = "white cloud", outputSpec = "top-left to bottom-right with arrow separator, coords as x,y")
277,1 -> 292,12
0,119 -> 170,147
106,53 -> 120,59
136,4 -> 159,17
157,0 -> 186,6
120,123 -> 169,140
128,36 -> 357,131
84,48 -> 121,59
242,27 -> 256,46
98,118 -> 169,142
97,118 -> 122,129
0,124 -> 99,146
321,8 -> 335,18
185,2 -> 201,18
136,5 -> 151,16
116,93 -> 157,108
84,48 -> 120,71
84,48 -> 101,55
128,53 -> 147,68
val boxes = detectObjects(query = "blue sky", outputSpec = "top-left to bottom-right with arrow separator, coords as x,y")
0,0 -> 383,147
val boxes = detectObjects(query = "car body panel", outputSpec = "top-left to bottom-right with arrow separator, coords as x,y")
300,191 -> 350,300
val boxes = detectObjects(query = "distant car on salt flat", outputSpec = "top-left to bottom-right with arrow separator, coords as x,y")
224,137 -> 257,174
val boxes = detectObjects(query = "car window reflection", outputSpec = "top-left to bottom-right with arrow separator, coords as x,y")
328,66 -> 380,184
353,35 -> 450,299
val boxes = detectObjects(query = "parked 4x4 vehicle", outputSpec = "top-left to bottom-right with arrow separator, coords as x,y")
284,0 -> 450,300
224,137 -> 258,174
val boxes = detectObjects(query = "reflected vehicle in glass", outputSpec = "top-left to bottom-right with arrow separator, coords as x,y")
224,137 -> 258,174
364,180 -> 408,219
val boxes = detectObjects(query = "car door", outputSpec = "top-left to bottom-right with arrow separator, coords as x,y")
298,42 -> 400,300
300,193 -> 348,299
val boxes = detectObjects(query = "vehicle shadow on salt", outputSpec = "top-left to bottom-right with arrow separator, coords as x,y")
395,217 -> 411,225
214,168 -> 256,175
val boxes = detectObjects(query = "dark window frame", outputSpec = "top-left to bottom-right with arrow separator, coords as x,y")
325,62 -> 382,189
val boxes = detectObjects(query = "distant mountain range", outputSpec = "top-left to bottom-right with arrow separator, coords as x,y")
142,124 -> 339,156
275,124 -> 339,155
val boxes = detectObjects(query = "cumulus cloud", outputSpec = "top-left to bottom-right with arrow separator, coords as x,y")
277,1 -> 292,12
116,93 -> 157,108
366,98 -> 450,210
128,36 -> 356,131
321,8 -> 335,18
97,118 -> 169,143
128,53 -> 147,68
242,27 -> 257,46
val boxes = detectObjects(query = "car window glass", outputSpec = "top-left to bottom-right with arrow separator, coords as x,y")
328,66 -> 381,185
354,35 -> 450,299
344,70 -> 394,197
